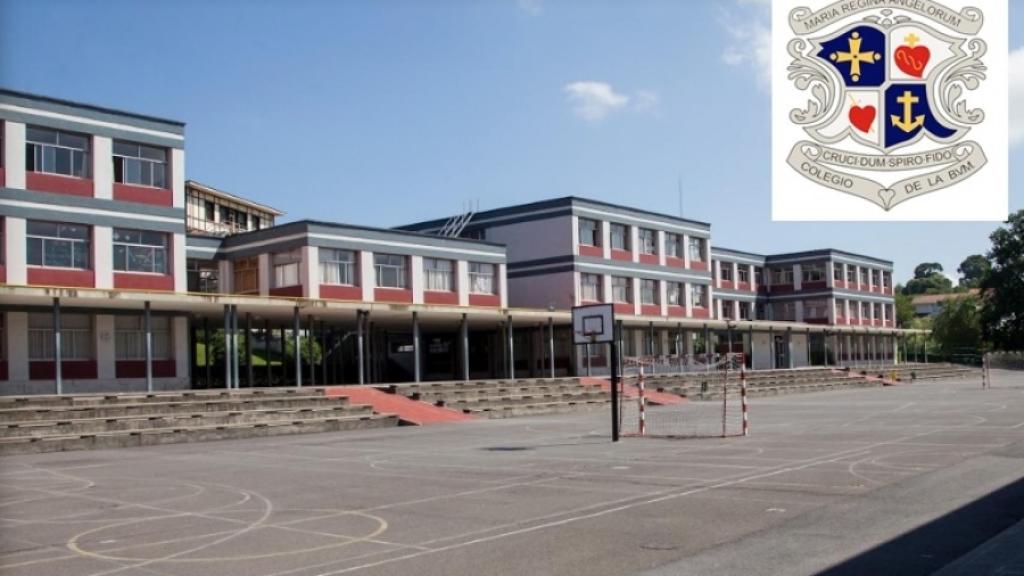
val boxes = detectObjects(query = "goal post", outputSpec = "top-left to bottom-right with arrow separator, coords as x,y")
619,354 -> 749,439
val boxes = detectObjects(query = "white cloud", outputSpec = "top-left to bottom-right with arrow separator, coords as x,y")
564,81 -> 630,122
1011,46 -> 1024,147
518,0 -> 542,16
632,90 -> 660,113
720,2 -> 772,88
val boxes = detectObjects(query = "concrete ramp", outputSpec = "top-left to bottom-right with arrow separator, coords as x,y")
579,377 -> 687,406
324,386 -> 475,425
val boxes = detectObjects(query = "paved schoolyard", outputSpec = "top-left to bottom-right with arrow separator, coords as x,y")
2,370 -> 1024,576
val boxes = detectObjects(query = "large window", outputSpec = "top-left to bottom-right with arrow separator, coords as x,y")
423,258 -> 454,292
667,282 -> 682,306
720,263 -> 733,282
739,301 -> 752,320
233,257 -> 258,293
665,233 -> 682,258
611,276 -> 632,303
772,301 -> 796,321
689,237 -> 705,262
113,141 -> 167,188
610,224 -> 629,251
738,266 -> 750,283
319,249 -> 357,285
273,250 -> 301,287
578,218 -> 600,247
115,315 -> 170,360
25,126 -> 90,178
375,254 -> 407,288
721,300 -> 735,319
849,301 -> 860,319
804,299 -> 829,319
691,284 -> 707,307
640,279 -> 658,305
28,313 -> 93,360
860,267 -> 870,285
113,229 -> 167,274
469,262 -> 496,294
833,263 -> 844,281
802,263 -> 825,283
580,273 -> 602,302
771,266 -> 793,286
26,221 -> 90,269
638,229 -> 657,255
754,266 -> 764,286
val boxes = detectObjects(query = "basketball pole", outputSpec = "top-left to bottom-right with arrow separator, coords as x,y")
611,333 -> 620,442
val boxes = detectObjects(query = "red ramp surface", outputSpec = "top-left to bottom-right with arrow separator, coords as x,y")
579,377 -> 687,406
324,386 -> 476,425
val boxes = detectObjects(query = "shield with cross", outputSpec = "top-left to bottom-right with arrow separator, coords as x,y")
804,21 -> 967,153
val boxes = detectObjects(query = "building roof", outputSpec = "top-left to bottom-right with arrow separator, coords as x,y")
911,289 -> 980,306
0,87 -> 185,128
186,180 -> 285,216
220,219 -> 507,250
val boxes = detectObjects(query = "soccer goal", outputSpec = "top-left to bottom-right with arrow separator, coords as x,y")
619,354 -> 749,438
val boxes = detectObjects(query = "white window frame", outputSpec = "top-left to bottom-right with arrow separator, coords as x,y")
638,229 -> 657,255
640,279 -> 658,305
689,237 -> 704,262
423,258 -> 455,292
469,262 -> 496,295
375,254 -> 407,289
273,249 -> 302,288
691,284 -> 707,307
28,313 -> 93,360
611,276 -> 632,303
112,229 -> 167,274
609,224 -> 629,251
319,249 -> 357,285
115,315 -> 171,360
667,282 -> 682,306
802,263 -> 825,283
113,140 -> 167,188
665,233 -> 682,258
26,221 -> 91,270
25,126 -> 90,178
578,218 -> 600,247
580,273 -> 602,302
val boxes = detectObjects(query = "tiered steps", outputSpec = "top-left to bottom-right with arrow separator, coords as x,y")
637,368 -> 882,400
389,378 -> 610,419
858,362 -> 975,382
0,388 -> 398,455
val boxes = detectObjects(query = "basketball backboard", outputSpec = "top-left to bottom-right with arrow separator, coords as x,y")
572,304 -> 614,345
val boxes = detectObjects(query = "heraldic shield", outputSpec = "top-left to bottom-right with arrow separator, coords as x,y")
783,5 -> 990,212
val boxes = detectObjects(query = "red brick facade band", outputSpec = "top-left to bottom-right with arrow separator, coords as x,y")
269,285 -> 304,297
113,183 -> 174,207
578,245 -> 603,257
113,272 -> 174,291
468,293 -> 501,307
610,249 -> 631,262
26,173 -> 94,197
27,268 -> 95,288
29,360 -> 98,380
320,284 -> 362,301
375,288 -> 413,303
424,291 -> 459,305
115,360 -> 176,379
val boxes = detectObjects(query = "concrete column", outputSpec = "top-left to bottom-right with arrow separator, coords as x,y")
571,215 -> 580,256
412,311 -> 421,383
573,271 -> 583,307
659,280 -> 668,316
732,262 -> 740,287
223,305 -> 232,388
855,265 -> 863,291
498,263 -> 509,308
787,329 -> 794,369
245,313 -> 253,387
144,301 -> 153,392
715,299 -> 723,320
257,254 -> 271,296
94,226 -> 114,289
4,217 -> 26,285
795,300 -> 805,323
548,317 -> 555,378
410,255 -> 424,304
357,311 -> 365,384
600,221 -> 611,260
219,260 -> 233,294
632,277 -> 642,315
629,226 -> 639,262
360,251 -> 375,301
733,300 -> 741,321
95,315 -> 116,381
507,315 -> 515,380
3,121 -> 26,189
457,260 -> 470,306
748,264 -> 757,292
302,245 -> 320,299
93,135 -> 113,200
656,230 -> 666,266
826,261 -> 835,289
713,260 -> 722,289
293,307 -> 302,387
231,306 -> 240,388
682,234 -> 691,268
172,233 -> 187,293
174,316 -> 189,387
171,148 -> 186,209
53,298 -> 62,395
684,282 -> 694,317
793,263 -> 803,291
602,275 -> 613,304
461,313 -> 470,381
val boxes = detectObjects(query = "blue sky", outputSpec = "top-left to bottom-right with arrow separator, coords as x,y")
0,0 -> 1020,283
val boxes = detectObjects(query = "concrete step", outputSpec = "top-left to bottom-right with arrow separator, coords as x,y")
0,413 -> 400,456
406,384 -> 595,402
438,391 -> 609,409
463,399 -> 610,419
0,404 -> 375,438
0,387 -> 329,409
0,396 -> 353,422
391,379 -> 581,394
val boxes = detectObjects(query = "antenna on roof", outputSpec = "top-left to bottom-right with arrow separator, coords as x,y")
439,200 -> 475,238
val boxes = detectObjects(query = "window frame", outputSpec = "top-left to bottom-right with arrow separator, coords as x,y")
319,249 -> 357,286
112,140 -> 168,189
423,257 -> 455,292
374,253 -> 408,289
691,284 -> 707,307
578,218 -> 600,247
609,223 -> 629,251
468,262 -> 496,295
580,273 -> 602,302
114,315 -> 171,360
611,276 -> 632,303
26,221 -> 91,270
112,228 -> 168,275
638,228 -> 657,255
25,126 -> 91,179
688,237 -> 705,262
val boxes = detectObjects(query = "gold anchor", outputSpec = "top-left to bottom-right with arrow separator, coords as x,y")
890,90 -> 925,132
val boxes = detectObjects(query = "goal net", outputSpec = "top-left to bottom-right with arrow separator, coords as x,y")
619,354 -> 748,439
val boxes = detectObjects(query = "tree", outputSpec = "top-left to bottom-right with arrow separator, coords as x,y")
914,262 -> 944,278
980,210 -> 1024,350
893,287 -> 915,327
957,254 -> 991,288
903,271 -> 953,295
931,294 -> 982,354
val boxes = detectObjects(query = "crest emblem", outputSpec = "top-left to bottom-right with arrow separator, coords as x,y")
780,2 -> 990,212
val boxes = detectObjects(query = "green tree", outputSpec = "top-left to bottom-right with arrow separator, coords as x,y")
980,210 -> 1024,350
931,294 -> 982,354
914,262 -> 944,278
893,287 -> 915,327
957,254 -> 991,288
903,271 -> 953,295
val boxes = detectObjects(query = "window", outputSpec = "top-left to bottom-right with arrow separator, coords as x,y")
665,233 -> 682,258
252,216 -> 261,231
802,263 -> 825,283
187,259 -> 219,293
204,201 -> 215,221
375,254 -> 407,288
846,266 -> 856,283
772,302 -> 796,321
611,276 -> 632,303
804,299 -> 829,319
115,315 -> 170,359
738,266 -> 750,283
113,229 -> 167,274
25,126 -> 90,178
469,262 -> 496,294
689,237 -> 705,262
580,273 -> 602,302
882,272 -> 891,289
860,268 -> 870,285
640,279 -> 658,305
273,250 -> 301,287
578,218 -> 600,246
113,141 -> 167,188
423,258 -> 454,292
638,229 -> 657,255
720,263 -> 733,282
233,257 -> 259,293
850,301 -> 860,319
28,313 -> 93,360
721,300 -> 735,319
666,282 -> 682,306
220,206 -> 248,231
833,263 -> 844,281
610,224 -> 629,251
754,266 -> 764,286
26,221 -> 90,269
691,284 -> 707,307
319,249 -> 357,285
739,301 -> 752,320
771,266 -> 793,286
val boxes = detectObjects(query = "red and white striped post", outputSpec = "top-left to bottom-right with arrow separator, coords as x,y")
741,366 -> 749,437
638,365 -> 647,436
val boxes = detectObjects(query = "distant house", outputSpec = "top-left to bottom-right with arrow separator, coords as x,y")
911,289 -> 980,317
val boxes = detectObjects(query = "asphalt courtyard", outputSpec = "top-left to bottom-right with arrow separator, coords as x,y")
3,370 -> 1024,576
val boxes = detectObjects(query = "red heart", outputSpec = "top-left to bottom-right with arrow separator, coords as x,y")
849,105 -> 876,133
894,45 -> 930,78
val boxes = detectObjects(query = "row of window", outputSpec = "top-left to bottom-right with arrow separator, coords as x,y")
832,264 -> 892,290
838,299 -> 891,320
24,126 -> 168,188
254,249 -> 498,294
710,261 -> 892,290
26,313 -> 171,360
577,218 -> 706,262
25,221 -> 169,274
579,274 -> 708,307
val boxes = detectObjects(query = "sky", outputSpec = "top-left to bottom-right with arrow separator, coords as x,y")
0,0 -> 1020,284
